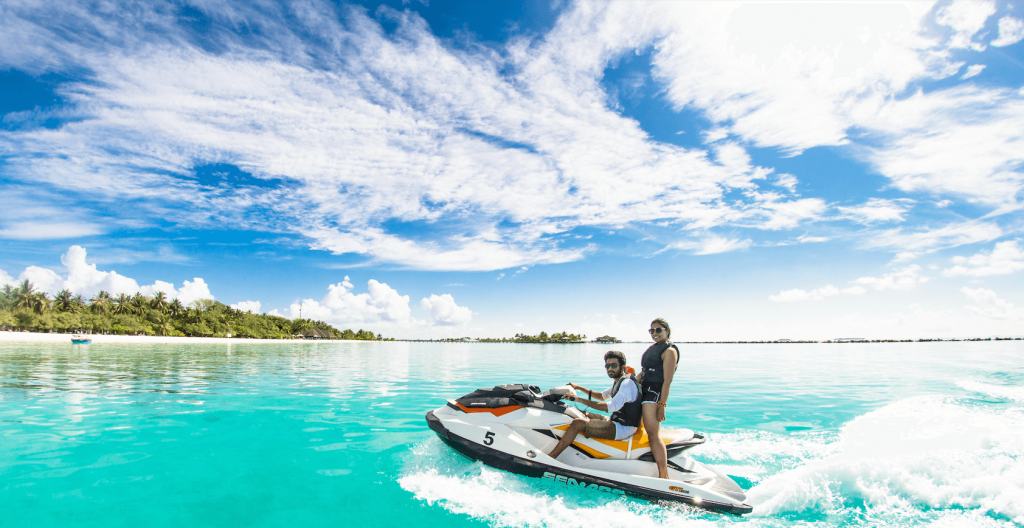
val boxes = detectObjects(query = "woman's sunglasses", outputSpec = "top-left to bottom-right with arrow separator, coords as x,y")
648,328 -> 666,334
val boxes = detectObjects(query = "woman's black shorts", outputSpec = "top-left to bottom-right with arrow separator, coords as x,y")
640,381 -> 663,404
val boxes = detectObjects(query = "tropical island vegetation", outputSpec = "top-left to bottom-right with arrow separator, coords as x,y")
0,280 -> 388,340
428,331 -> 587,343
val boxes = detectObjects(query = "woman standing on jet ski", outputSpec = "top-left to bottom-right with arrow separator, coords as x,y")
638,317 -> 679,479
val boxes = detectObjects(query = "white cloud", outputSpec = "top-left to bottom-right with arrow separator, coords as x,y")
861,87 -> 1024,206
854,264 -> 929,290
420,294 -> 472,326
0,268 -> 15,287
797,234 -> 829,244
0,0 -> 1020,273
769,284 -> 864,302
285,276 -> 412,324
18,266 -> 63,296
701,127 -> 729,143
231,300 -> 262,313
0,1 -> 790,272
174,279 -> 214,306
9,245 -> 215,303
753,196 -> 829,230
943,240 -> 1024,277
0,0 -> 944,273
281,277 -> 471,331
961,287 -> 1024,320
990,16 -> 1024,47
0,221 -> 105,240
139,278 -> 213,306
960,64 -> 986,80
936,0 -> 996,50
638,2 -> 1023,207
890,251 -> 919,263
663,233 -> 752,255
61,245 -> 143,296
774,173 -> 798,193
838,198 -> 913,224
865,220 -> 1003,252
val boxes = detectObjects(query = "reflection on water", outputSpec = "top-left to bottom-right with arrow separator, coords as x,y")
1,340 -> 1022,528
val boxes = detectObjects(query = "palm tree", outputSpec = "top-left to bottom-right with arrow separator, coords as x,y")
71,294 -> 86,312
113,293 -> 131,315
33,292 -> 52,314
130,293 -> 147,315
151,292 -> 168,314
168,298 -> 184,317
55,289 -> 73,312
1,284 -> 15,310
14,280 -> 36,310
91,291 -> 111,314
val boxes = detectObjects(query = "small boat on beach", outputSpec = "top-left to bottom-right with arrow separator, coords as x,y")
71,331 -> 92,345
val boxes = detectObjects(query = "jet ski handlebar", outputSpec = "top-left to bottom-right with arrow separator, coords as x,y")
539,385 -> 573,403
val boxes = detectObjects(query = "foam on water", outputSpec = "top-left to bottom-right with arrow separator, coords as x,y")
691,429 -> 838,483
958,380 -> 1024,403
748,395 -> 1024,525
399,440 -> 730,528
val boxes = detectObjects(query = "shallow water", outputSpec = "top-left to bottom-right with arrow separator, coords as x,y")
1,341 -> 1022,527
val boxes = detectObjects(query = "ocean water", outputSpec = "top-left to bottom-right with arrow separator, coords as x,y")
1,340 -> 1022,528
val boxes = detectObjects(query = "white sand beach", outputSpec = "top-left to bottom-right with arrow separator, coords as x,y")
0,331 -> 355,344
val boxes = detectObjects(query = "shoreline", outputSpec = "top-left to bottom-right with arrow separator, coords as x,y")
0,331 -> 363,345
3,332 -> 1020,345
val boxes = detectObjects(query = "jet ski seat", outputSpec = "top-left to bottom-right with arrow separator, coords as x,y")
553,423 -> 704,460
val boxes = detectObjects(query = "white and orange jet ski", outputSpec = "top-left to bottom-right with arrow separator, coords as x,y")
426,383 -> 752,515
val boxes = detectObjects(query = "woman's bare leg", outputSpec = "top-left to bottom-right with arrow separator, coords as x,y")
642,403 -> 669,478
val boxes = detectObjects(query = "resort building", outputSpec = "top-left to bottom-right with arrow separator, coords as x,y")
300,328 -> 335,340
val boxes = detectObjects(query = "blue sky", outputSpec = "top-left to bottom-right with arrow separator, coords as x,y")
2,0 -> 1024,340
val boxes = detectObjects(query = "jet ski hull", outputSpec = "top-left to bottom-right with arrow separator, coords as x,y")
426,410 -> 753,515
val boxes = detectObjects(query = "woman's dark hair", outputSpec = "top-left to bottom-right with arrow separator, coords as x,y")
604,350 -> 627,367
651,317 -> 671,338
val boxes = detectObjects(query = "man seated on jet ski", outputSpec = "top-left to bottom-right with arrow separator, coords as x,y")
547,351 -> 643,459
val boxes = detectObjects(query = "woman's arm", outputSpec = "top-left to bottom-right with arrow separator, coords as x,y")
657,346 -> 678,422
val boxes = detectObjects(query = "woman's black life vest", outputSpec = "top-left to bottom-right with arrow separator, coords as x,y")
608,374 -> 642,428
640,341 -> 679,384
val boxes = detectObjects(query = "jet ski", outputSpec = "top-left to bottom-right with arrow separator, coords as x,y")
425,383 -> 752,515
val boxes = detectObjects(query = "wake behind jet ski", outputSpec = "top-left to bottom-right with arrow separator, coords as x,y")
425,383 -> 752,515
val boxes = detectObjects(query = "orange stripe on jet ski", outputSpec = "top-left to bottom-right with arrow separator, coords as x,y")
554,423 -> 687,452
455,403 -> 524,416
552,424 -> 616,459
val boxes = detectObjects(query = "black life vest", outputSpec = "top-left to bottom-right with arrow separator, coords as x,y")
609,374 -> 642,428
640,341 -> 678,384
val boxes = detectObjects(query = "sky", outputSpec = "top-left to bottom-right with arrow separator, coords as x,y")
2,0 -> 1024,341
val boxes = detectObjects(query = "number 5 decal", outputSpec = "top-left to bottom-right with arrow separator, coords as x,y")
484,431 -> 495,445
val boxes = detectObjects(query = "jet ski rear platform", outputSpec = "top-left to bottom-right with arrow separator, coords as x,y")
426,384 -> 752,515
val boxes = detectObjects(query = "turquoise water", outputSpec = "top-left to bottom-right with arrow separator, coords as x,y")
1,341 -> 1022,527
